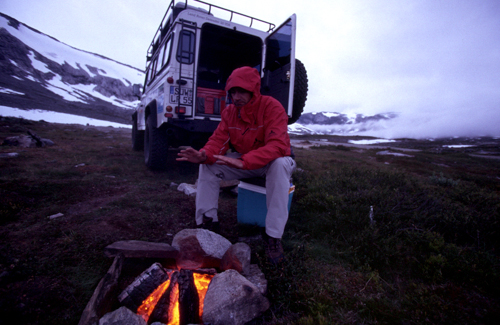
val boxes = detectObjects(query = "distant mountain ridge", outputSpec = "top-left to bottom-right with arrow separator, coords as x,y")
0,12 -> 144,125
289,111 -> 398,135
297,111 -> 398,125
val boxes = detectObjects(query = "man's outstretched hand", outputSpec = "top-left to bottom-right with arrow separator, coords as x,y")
176,148 -> 207,163
176,148 -> 243,169
213,154 -> 244,169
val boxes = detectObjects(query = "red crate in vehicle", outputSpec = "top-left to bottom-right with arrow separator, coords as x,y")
196,87 -> 227,115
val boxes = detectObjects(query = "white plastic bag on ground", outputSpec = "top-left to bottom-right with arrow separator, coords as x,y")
177,183 -> 197,196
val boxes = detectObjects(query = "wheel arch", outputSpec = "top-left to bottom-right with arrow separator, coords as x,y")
144,100 -> 158,128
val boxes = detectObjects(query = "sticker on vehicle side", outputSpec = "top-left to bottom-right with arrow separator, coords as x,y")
157,94 -> 164,114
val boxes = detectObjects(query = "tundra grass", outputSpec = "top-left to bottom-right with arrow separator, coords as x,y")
1,117 -> 499,324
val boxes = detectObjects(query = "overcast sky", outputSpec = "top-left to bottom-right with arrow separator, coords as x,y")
1,0 -> 499,138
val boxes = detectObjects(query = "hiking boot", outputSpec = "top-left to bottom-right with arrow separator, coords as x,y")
264,234 -> 284,264
197,215 -> 220,234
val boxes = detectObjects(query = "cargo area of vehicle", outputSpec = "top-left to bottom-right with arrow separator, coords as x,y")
195,23 -> 263,116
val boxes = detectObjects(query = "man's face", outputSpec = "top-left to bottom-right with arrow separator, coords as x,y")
229,87 -> 252,107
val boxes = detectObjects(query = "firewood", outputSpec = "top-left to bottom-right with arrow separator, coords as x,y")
78,253 -> 124,325
178,269 -> 200,325
118,263 -> 169,312
149,271 -> 179,324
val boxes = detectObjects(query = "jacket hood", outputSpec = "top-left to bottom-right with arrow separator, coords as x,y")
225,66 -> 261,97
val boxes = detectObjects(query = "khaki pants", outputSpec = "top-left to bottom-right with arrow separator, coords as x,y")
196,152 -> 296,238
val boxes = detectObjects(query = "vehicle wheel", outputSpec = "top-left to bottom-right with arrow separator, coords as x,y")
131,112 -> 144,151
144,115 -> 168,170
288,58 -> 308,125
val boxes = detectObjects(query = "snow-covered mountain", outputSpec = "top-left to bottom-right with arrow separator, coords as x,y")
290,112 -> 398,135
0,12 -> 398,135
0,12 -> 144,125
298,111 -> 397,126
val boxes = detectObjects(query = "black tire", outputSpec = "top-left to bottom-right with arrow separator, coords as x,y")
131,112 -> 144,151
288,58 -> 308,125
144,115 -> 168,170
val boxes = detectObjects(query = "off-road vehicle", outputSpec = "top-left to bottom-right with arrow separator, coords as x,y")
132,0 -> 308,170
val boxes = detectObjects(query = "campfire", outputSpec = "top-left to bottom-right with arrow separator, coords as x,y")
78,229 -> 269,325
121,264 -> 216,324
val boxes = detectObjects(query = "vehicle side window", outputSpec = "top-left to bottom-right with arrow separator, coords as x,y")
147,57 -> 158,85
152,58 -> 158,79
176,30 -> 195,64
157,45 -> 165,72
143,66 -> 150,89
154,57 -> 161,76
146,34 -> 173,81
162,35 -> 173,67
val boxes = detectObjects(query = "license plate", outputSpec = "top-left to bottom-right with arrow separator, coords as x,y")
170,86 -> 193,105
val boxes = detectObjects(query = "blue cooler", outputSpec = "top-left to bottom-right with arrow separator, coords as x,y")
237,181 -> 295,227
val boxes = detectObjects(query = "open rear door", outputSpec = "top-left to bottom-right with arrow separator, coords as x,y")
261,14 -> 296,118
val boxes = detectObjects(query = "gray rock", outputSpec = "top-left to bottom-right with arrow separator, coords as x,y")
203,269 -> 270,325
2,135 -> 34,147
1,134 -> 54,148
220,242 -> 251,275
104,240 -> 179,259
172,229 -> 232,270
41,138 -> 55,146
245,264 -> 268,295
0,152 -> 19,158
98,306 -> 146,325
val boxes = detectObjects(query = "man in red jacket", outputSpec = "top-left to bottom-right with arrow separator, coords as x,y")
177,66 -> 296,263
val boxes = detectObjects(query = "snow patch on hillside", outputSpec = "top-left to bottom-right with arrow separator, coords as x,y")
1,15 -> 143,110
0,16 -> 143,83
349,139 -> 396,145
1,106 -> 130,128
0,87 -> 24,96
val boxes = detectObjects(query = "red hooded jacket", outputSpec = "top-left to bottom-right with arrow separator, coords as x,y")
201,66 -> 292,170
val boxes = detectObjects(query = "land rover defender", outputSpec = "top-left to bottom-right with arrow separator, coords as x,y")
132,0 -> 308,170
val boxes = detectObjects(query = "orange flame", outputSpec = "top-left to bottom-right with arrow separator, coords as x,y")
193,273 -> 214,320
136,279 -> 171,323
136,271 -> 213,325
168,283 -> 180,325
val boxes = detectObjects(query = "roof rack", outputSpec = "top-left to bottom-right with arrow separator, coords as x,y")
194,0 -> 275,32
146,0 -> 276,60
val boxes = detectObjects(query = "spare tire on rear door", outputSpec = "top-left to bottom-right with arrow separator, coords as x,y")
288,58 -> 308,125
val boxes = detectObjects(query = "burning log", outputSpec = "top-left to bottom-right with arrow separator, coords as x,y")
178,269 -> 200,324
192,270 -> 216,320
148,271 -> 179,324
118,263 -> 169,312
137,269 -> 216,325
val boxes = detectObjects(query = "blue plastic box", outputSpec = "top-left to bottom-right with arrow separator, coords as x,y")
237,181 -> 295,227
